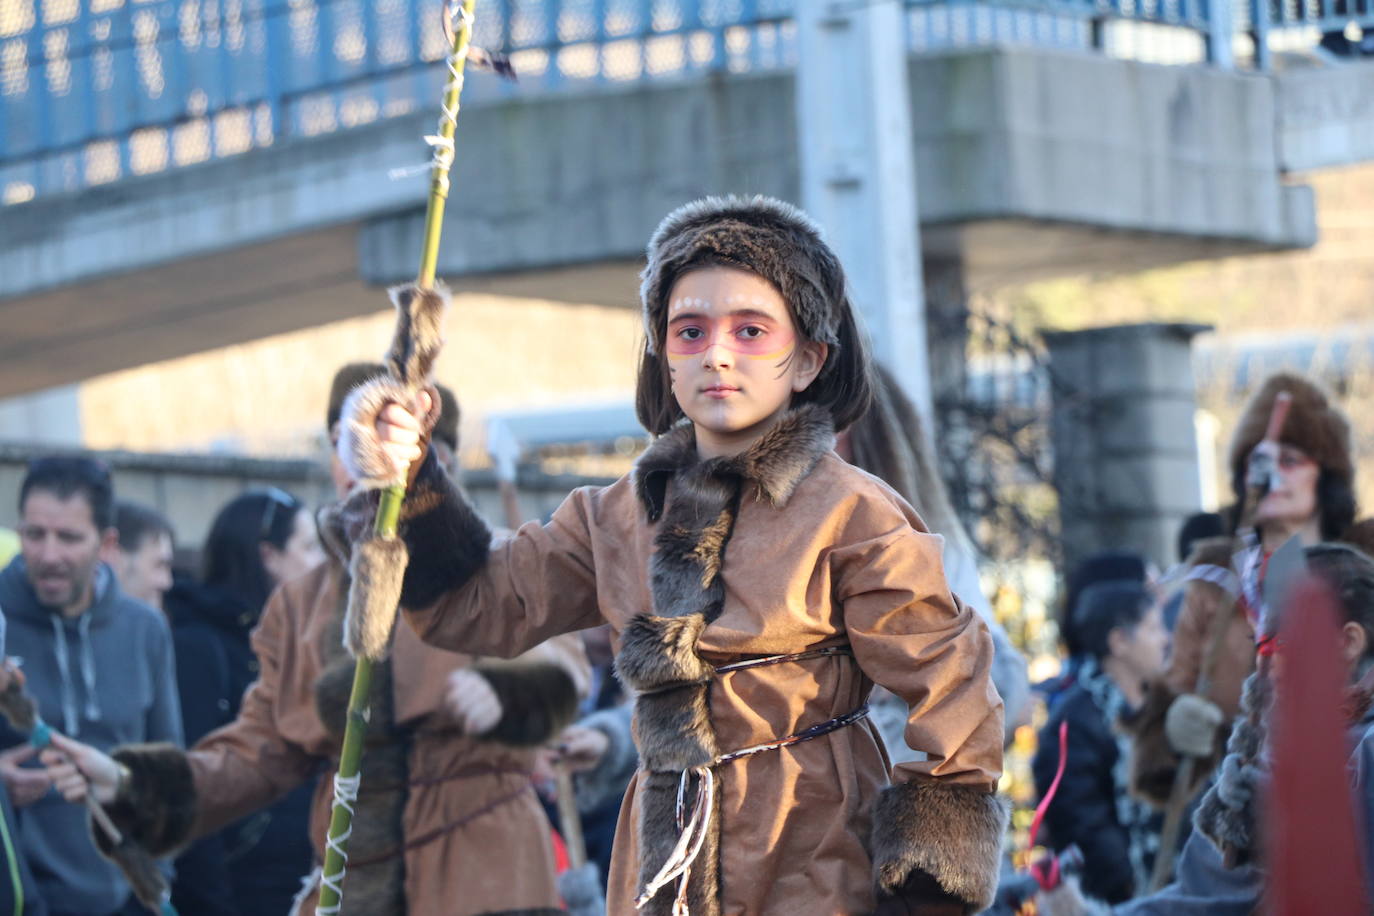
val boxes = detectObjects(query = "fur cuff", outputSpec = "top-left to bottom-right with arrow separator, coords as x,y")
871,781 -> 1009,912
106,743 -> 198,857
472,661 -> 580,747
397,452 -> 494,610
345,534 -> 409,661
338,375 -> 415,489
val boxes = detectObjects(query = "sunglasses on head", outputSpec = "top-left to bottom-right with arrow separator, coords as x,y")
258,487 -> 299,542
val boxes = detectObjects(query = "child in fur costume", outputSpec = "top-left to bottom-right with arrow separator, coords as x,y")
39,363 -> 590,916
337,196 -> 1008,915
1035,542 -> 1374,915
1124,372 -> 1372,808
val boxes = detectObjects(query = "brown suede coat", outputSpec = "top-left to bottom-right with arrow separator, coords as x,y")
400,409 -> 1006,915
181,562 -> 584,915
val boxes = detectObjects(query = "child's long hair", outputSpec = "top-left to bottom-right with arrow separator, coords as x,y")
634,197 -> 873,435
845,363 -> 973,556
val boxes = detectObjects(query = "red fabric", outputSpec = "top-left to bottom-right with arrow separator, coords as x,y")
550,828 -> 570,874
1267,577 -> 1370,915
1028,721 -> 1069,891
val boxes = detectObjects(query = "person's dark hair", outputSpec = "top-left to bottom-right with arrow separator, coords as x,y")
114,501 -> 174,553
1305,543 -> 1374,659
634,251 -> 873,436
19,456 -> 115,531
1059,550 -> 1150,659
1074,579 -> 1154,662
202,488 -> 303,611
1177,511 -> 1225,564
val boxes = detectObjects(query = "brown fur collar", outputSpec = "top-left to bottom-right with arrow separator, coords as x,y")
632,404 -> 835,521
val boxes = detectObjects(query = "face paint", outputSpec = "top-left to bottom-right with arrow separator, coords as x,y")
666,300 -> 796,360
664,266 -> 827,460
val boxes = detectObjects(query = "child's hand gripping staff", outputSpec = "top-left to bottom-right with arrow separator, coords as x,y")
0,661 -> 176,915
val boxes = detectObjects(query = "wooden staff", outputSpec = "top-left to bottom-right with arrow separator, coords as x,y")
315,3 -> 488,911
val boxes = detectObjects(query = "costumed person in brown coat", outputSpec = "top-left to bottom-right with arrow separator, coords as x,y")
40,363 -> 590,916
336,196 -> 1009,915
1125,371 -> 1371,808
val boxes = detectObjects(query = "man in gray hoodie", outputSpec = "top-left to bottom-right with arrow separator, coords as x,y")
0,456 -> 181,916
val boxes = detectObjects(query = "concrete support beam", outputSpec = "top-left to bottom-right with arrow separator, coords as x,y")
0,47 -> 1321,398
1275,60 -> 1374,173
1045,322 -> 1211,572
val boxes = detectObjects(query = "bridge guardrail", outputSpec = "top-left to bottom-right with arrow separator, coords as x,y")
2,0 -> 1370,206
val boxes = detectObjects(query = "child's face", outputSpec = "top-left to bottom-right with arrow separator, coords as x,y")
665,266 -> 827,457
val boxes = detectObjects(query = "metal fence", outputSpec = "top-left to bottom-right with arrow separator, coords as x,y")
2,0 -> 1371,206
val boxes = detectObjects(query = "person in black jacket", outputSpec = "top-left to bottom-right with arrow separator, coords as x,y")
1033,579 -> 1169,903
165,488 -> 324,916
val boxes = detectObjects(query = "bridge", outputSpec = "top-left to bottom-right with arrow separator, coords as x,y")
3,0 -> 1374,400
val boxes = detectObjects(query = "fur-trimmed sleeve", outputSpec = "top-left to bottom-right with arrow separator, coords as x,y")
396,452 -> 607,659
830,497 -> 1008,912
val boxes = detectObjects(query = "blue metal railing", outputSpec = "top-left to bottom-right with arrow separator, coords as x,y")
0,0 -> 797,204
0,0 -> 1366,207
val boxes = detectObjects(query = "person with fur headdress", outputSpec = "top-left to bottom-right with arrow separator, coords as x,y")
1035,542 -> 1374,915
41,363 -> 590,916
330,197 -> 1008,915
1125,372 -> 1373,809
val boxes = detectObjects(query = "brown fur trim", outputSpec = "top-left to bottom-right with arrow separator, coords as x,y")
615,613 -> 715,692
338,375 -> 414,488
636,769 -> 721,916
470,660 -> 580,747
632,683 -> 719,771
640,196 -> 843,356
385,283 -> 449,388
106,743 -> 198,857
620,401 -> 835,911
395,452 -> 494,610
1227,372 -> 1353,490
633,404 -> 835,520
870,780 -> 1009,912
1119,679 -> 1222,807
345,534 -> 409,661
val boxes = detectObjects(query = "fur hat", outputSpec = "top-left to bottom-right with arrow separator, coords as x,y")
326,362 -> 460,450
639,195 -> 845,360
1228,372 -> 1353,494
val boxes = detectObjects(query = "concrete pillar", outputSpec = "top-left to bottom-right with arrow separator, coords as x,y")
1043,322 -> 1211,573
796,0 -> 931,421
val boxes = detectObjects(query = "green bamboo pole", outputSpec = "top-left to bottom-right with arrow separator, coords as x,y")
315,3 -> 478,912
